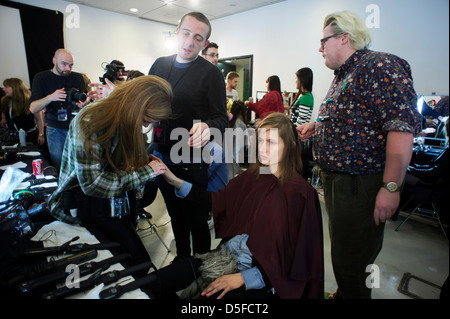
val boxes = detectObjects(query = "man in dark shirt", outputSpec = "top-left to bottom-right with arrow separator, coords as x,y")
149,12 -> 228,259
202,42 -> 219,65
30,49 -> 88,171
298,11 -> 421,299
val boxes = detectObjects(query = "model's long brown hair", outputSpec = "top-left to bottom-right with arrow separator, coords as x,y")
1,78 -> 31,116
77,75 -> 172,171
249,112 -> 303,183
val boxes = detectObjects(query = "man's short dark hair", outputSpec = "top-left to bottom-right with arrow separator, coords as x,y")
179,12 -> 212,40
226,71 -> 239,81
202,42 -> 218,55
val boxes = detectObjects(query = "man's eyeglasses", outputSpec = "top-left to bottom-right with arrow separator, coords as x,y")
205,53 -> 219,58
320,34 -> 341,49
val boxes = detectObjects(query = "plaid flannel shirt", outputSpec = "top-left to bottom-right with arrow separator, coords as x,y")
47,115 -> 156,224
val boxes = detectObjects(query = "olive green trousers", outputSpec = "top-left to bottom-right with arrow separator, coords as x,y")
321,171 -> 385,299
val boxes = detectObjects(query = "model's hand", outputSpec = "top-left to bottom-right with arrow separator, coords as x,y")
188,122 -> 210,148
149,155 -> 184,189
201,273 -> 245,299
148,159 -> 166,176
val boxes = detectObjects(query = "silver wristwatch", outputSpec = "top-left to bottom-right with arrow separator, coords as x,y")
382,182 -> 400,193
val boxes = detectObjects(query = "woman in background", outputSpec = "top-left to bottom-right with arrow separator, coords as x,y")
245,75 -> 284,120
289,67 -> 315,180
1,78 -> 44,145
228,100 -> 252,180
289,67 -> 314,126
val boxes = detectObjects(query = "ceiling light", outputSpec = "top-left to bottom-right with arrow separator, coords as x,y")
165,38 -> 175,50
130,8 -> 139,13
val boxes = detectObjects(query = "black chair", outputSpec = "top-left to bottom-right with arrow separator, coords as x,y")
135,182 -> 171,253
395,175 -> 448,242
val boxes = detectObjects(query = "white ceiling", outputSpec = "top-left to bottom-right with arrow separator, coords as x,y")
66,0 -> 286,26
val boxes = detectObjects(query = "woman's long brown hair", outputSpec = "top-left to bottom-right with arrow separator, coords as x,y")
1,78 -> 31,116
77,75 -> 172,171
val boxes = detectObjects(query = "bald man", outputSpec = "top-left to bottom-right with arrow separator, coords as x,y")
30,49 -> 88,171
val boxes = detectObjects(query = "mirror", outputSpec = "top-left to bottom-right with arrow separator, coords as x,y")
218,55 -> 253,101
417,95 -> 449,118
417,95 -> 449,139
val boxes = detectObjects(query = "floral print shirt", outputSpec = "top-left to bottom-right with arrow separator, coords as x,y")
314,49 -> 422,174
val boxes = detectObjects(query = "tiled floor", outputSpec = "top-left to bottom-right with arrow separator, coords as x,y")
138,188 -> 449,299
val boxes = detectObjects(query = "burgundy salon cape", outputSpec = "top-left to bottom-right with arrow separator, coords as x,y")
212,170 -> 324,299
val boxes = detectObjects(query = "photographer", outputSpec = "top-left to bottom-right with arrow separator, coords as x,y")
30,49 -> 88,172
100,60 -> 127,85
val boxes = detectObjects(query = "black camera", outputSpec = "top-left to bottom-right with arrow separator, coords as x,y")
66,88 -> 87,105
99,61 -> 128,84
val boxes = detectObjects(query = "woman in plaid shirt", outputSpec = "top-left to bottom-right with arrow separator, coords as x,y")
48,75 -> 172,268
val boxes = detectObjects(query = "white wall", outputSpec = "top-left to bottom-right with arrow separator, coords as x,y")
2,0 -> 448,122
0,5 -> 30,86
212,0 -> 450,120
1,0 -> 177,87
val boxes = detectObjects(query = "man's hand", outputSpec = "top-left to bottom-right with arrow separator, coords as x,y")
37,135 -> 45,146
88,78 -> 116,101
189,122 -> 210,148
49,88 -> 67,102
296,122 -> 316,141
375,131 -> 414,225
76,98 -> 90,109
374,188 -> 400,225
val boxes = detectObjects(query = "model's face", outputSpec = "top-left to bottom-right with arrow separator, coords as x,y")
203,47 -> 219,65
177,16 -> 210,63
258,127 -> 284,175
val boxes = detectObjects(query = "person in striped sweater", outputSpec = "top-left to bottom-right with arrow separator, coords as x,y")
289,67 -> 314,180
289,67 -> 314,126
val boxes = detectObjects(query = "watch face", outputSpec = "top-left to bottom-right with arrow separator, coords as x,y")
386,182 -> 398,192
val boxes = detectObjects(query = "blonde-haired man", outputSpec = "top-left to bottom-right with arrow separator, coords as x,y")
298,10 -> 421,299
